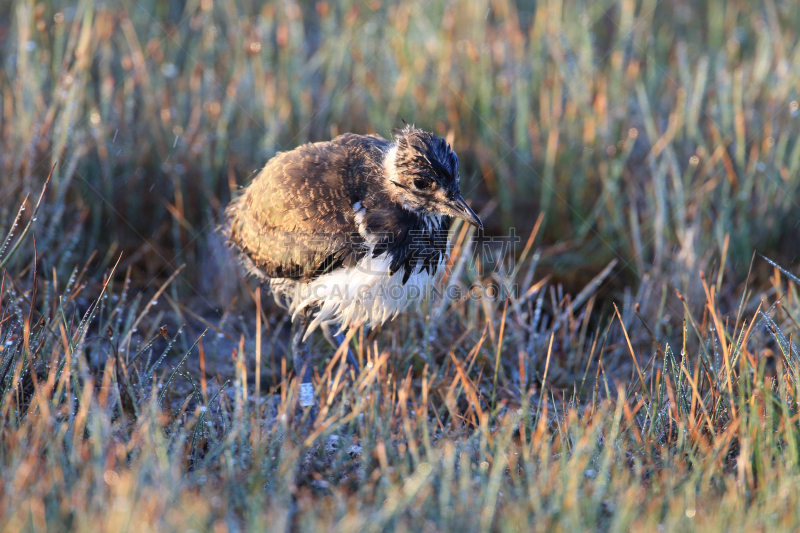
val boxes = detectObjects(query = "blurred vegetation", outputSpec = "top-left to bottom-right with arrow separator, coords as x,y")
3,0 -> 800,531
3,0 -> 800,297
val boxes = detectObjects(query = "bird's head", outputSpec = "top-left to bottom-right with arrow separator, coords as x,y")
384,124 -> 482,230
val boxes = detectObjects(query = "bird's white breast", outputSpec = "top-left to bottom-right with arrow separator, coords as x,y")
293,252 -> 446,337
270,202 -> 449,337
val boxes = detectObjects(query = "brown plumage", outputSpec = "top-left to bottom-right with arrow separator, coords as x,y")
225,133 -> 383,281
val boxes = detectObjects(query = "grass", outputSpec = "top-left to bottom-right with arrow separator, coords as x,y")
3,0 -> 800,530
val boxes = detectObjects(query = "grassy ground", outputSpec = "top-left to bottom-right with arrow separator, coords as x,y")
3,0 -> 800,531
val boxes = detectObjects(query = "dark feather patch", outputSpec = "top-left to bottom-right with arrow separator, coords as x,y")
393,124 -> 459,192
225,130 -> 452,285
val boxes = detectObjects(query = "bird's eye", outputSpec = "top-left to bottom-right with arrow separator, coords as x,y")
413,177 -> 432,190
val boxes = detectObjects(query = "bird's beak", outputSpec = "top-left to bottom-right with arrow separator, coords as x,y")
446,194 -> 483,230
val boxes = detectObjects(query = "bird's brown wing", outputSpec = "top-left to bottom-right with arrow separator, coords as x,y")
225,139 -> 367,281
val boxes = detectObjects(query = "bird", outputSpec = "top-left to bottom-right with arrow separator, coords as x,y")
223,124 -> 482,408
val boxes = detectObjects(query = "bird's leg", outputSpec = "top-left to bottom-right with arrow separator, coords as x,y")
336,332 -> 361,375
292,310 -> 315,407
321,323 -> 361,374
